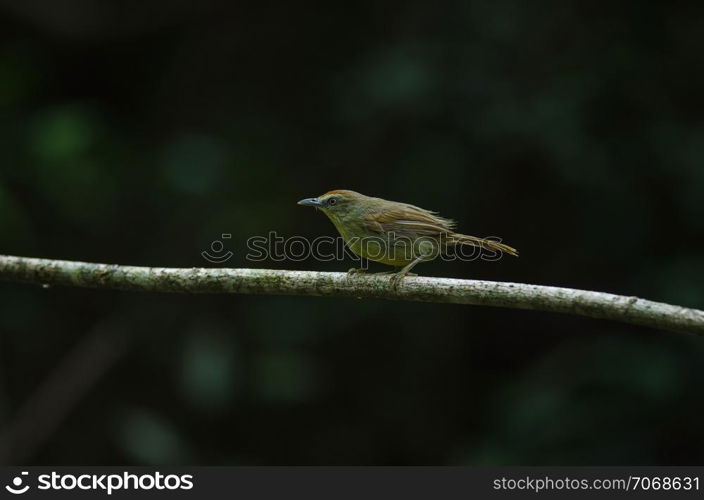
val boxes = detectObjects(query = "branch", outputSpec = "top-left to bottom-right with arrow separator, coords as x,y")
0,254 -> 702,336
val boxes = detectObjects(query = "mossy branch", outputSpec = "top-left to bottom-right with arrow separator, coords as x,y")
0,254 -> 702,335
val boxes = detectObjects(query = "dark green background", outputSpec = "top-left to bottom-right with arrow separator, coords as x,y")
0,1 -> 702,464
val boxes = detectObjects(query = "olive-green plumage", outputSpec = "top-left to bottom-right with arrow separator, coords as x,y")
298,189 -> 517,284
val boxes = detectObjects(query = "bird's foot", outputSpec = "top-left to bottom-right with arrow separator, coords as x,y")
389,271 -> 417,288
347,268 -> 366,275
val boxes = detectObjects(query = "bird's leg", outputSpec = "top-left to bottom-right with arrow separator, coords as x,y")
389,257 -> 425,288
347,267 -> 366,275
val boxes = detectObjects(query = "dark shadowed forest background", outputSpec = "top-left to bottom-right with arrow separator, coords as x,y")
0,1 -> 703,465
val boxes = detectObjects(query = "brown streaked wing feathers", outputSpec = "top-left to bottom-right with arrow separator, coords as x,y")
362,204 -> 456,238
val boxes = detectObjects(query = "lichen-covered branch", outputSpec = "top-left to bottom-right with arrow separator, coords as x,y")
0,254 -> 702,336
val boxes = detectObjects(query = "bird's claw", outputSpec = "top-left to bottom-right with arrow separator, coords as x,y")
389,271 -> 417,289
347,268 -> 365,275
389,272 -> 406,289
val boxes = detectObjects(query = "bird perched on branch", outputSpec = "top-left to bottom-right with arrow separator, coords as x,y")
298,190 -> 518,286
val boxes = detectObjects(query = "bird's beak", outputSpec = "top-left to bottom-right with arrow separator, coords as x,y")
297,197 -> 322,207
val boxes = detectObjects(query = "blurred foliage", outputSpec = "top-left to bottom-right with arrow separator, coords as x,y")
0,0 -> 702,465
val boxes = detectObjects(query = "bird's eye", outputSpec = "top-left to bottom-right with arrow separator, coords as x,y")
328,198 -> 337,206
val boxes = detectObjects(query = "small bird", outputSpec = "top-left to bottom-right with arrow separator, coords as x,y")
298,190 -> 517,285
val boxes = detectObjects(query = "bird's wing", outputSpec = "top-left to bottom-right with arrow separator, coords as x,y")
362,203 -> 456,238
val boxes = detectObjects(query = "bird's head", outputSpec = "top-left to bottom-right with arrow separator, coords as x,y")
297,190 -> 365,221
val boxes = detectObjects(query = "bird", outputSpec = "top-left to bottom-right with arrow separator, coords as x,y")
298,190 -> 517,286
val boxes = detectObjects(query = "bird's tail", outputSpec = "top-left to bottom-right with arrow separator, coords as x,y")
449,233 -> 519,257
